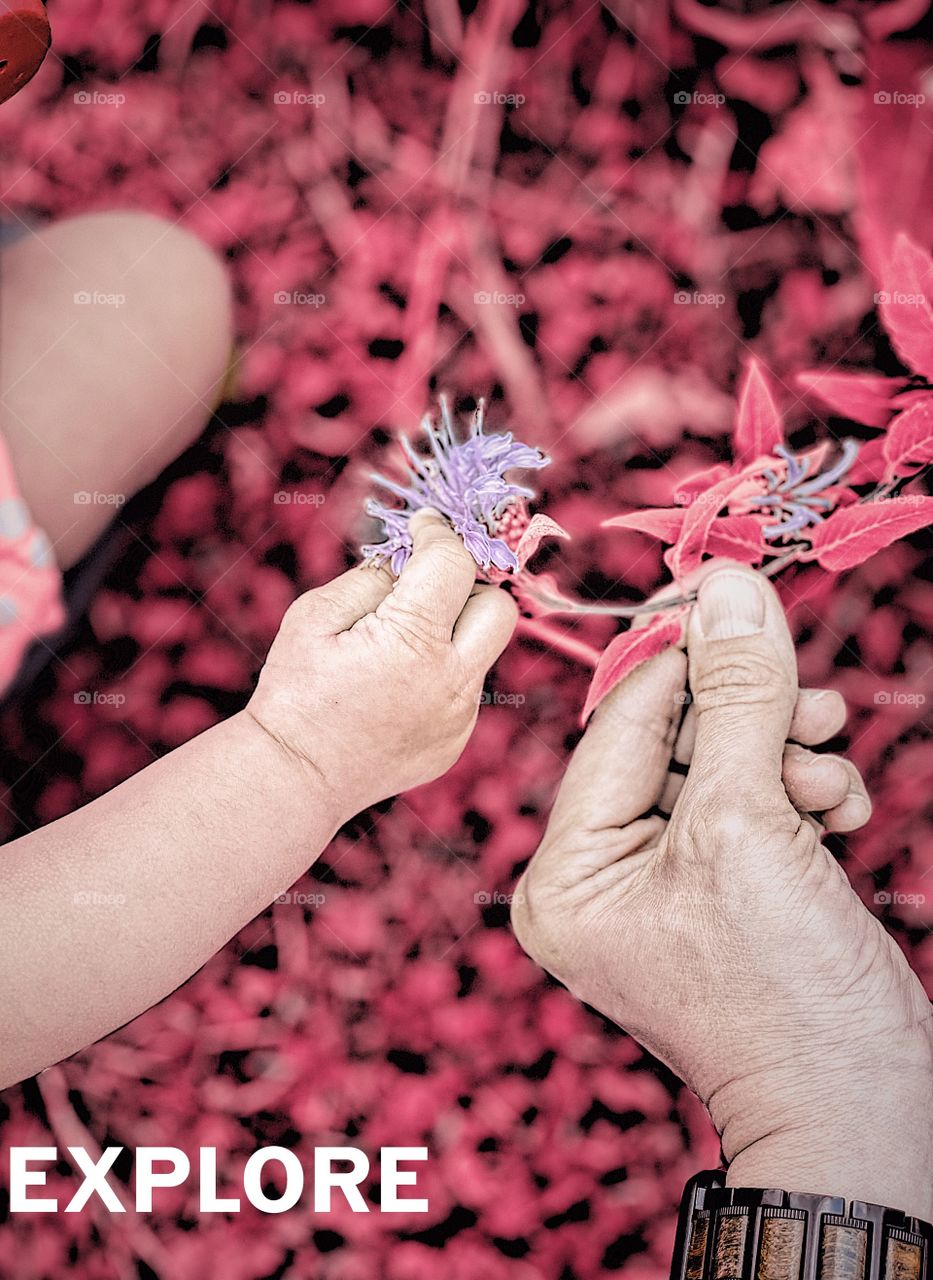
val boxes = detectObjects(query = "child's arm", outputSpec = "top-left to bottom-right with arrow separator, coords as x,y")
0,510 -> 516,1089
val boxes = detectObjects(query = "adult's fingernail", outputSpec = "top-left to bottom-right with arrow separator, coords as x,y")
698,571 -> 766,640
845,792 -> 871,824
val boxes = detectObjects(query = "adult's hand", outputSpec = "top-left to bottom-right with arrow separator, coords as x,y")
512,562 -> 933,1217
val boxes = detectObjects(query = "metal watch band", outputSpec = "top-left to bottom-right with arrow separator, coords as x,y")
669,1171 -> 932,1280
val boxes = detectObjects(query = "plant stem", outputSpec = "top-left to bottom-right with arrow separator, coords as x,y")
517,616 -> 600,667
520,549 -> 803,619
519,581 -> 693,618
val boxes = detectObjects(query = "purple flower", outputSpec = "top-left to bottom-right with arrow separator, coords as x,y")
749,439 -> 860,540
361,398 -> 549,573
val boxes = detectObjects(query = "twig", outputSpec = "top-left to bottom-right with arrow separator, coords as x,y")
517,616 -> 600,667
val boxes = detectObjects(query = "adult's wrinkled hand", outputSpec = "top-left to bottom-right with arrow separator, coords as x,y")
512,562 -> 933,1216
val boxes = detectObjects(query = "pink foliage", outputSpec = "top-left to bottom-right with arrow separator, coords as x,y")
0,3 -> 931,1278
582,614 -> 687,724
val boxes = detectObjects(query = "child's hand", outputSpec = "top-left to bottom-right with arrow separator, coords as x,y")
247,509 -> 517,819
0,509 -> 514,1088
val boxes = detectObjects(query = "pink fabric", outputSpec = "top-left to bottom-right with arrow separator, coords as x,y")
0,434 -> 65,691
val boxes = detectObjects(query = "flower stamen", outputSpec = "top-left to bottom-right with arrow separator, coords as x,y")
362,398 -> 550,573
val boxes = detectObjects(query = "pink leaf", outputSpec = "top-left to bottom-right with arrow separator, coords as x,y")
665,469 -> 758,578
796,368 -> 904,428
582,612 -> 686,724
705,515 -> 768,564
733,358 -> 785,465
514,514 -> 570,569
602,508 -> 686,542
802,496 -> 933,571
604,509 -> 767,563
844,435 -> 888,486
882,396 -> 933,479
878,234 -> 933,378
672,464 -> 731,502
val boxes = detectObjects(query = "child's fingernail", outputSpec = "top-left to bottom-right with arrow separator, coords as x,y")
409,507 -> 444,532
698,570 -> 766,640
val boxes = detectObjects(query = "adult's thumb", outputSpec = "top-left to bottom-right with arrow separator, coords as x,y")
683,565 -> 798,807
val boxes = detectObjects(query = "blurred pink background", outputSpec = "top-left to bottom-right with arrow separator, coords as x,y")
0,2 -> 931,1276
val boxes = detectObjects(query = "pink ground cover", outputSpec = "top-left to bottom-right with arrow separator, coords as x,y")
0,2 -> 931,1276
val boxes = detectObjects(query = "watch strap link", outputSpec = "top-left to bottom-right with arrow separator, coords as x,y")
670,1172 -> 931,1280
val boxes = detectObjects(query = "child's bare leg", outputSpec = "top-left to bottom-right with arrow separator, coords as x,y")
0,210 -> 233,568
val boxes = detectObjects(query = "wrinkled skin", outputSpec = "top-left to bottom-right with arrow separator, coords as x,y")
512,563 -> 933,1216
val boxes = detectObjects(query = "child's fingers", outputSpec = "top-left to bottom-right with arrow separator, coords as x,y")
316,564 -> 396,631
453,586 -> 518,673
379,509 -> 476,641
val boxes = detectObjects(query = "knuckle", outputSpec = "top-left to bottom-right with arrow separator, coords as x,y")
422,534 -> 471,574
382,600 -> 445,651
594,693 -> 671,744
677,788 -> 754,852
704,804 -> 754,849
305,586 -> 343,616
692,647 -> 792,711
280,591 -> 321,631
821,688 -> 847,719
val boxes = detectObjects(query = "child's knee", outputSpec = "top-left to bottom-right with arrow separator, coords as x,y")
0,211 -> 235,566
71,210 -> 234,398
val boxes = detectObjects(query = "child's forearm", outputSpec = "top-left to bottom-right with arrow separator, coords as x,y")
0,711 -> 341,1089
